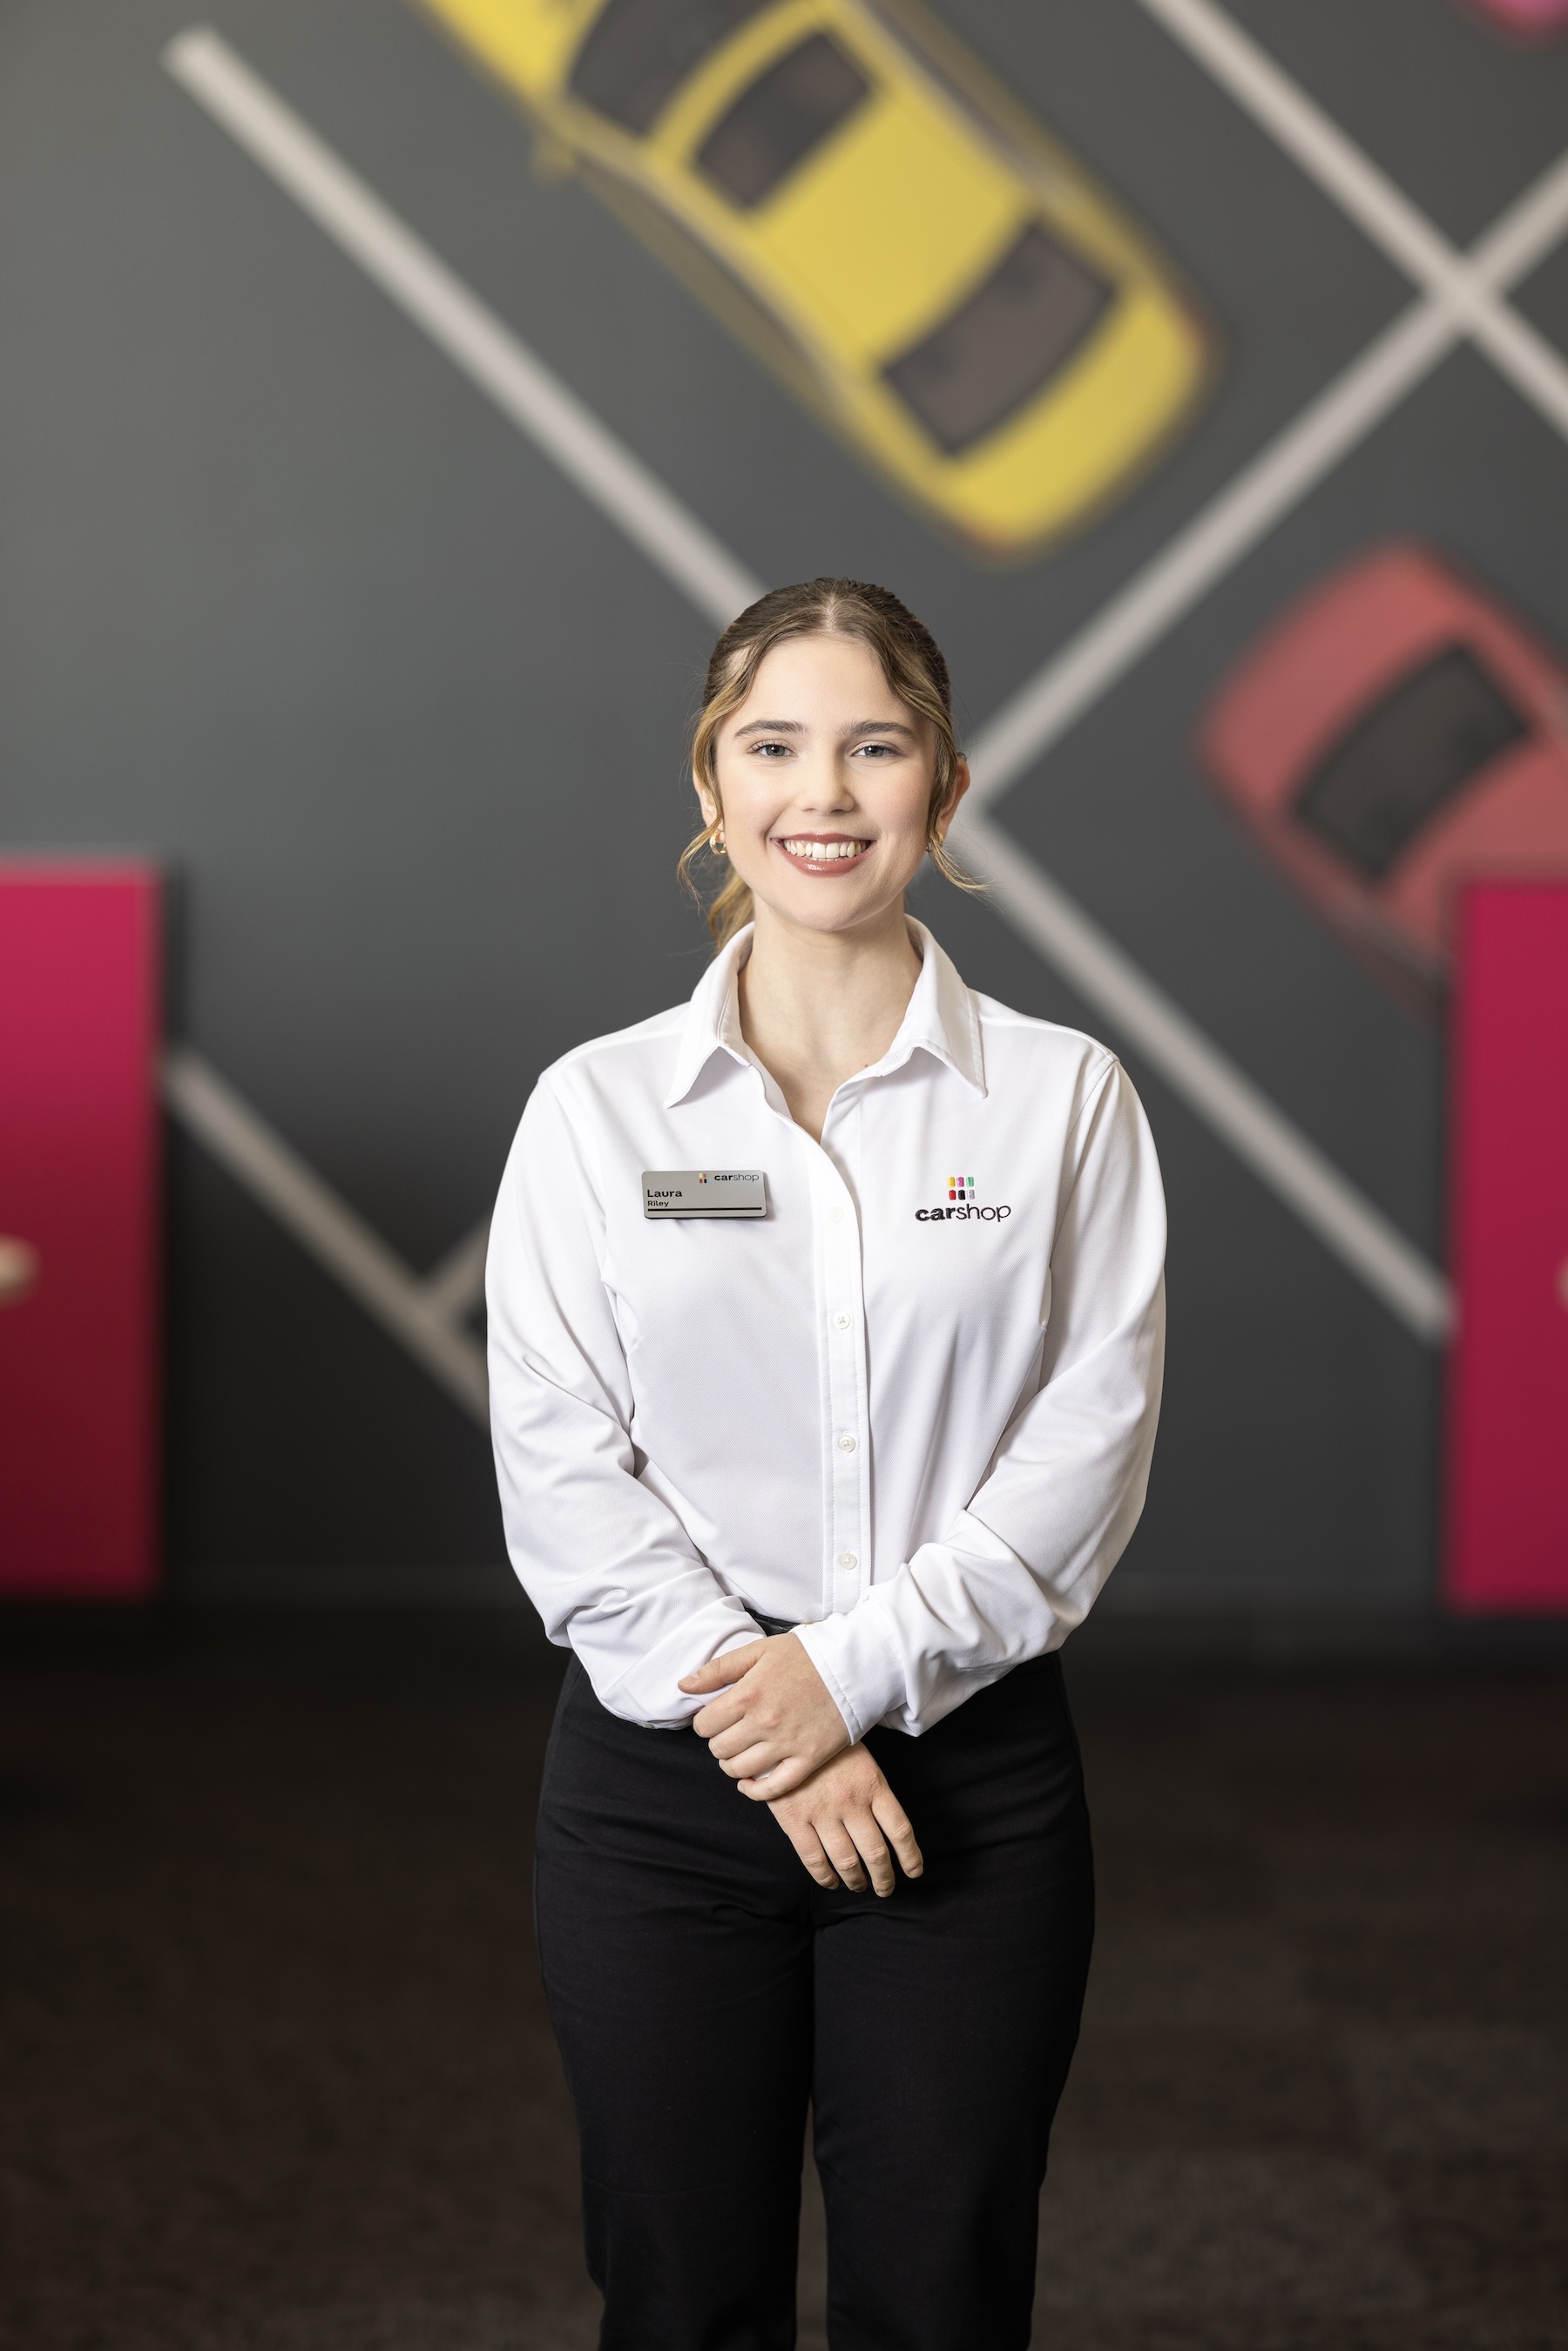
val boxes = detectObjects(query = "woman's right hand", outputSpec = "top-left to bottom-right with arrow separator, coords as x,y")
765,1745 -> 923,1896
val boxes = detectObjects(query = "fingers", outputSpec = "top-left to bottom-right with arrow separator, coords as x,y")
688,1642 -> 853,1795
708,1723 -> 842,1787
871,1785 -> 924,1881
760,1753 -> 925,1897
678,1640 -> 767,1696
774,1814 -> 840,1891
690,1692 -> 749,1740
798,1792 -> 918,1894
703,1714 -> 774,1762
735,1750 -> 814,1799
840,1808 -> 896,1897
820,1827 -> 869,1893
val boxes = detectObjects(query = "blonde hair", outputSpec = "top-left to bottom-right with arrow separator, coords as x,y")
678,577 -> 980,949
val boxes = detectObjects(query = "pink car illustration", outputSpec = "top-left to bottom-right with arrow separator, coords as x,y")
1197,545 -> 1568,1013
1467,0 -> 1568,32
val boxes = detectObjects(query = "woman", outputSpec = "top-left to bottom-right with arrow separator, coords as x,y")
487,578 -> 1165,2351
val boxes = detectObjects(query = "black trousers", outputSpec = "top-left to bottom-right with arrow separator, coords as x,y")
534,1652 -> 1094,2351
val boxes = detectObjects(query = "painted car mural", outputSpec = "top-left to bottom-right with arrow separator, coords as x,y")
1468,0 -> 1568,35
416,0 -> 1218,559
1198,545 -> 1568,1013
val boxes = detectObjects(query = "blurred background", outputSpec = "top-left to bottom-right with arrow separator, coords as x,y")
2,0 -> 1565,2343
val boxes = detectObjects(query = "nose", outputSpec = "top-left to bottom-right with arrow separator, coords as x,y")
791,746 -> 857,811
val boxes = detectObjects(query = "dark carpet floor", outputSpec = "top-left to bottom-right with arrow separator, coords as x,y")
0,1611 -> 1564,2350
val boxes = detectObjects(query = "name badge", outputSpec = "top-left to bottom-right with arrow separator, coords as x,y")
642,1170 -> 767,1219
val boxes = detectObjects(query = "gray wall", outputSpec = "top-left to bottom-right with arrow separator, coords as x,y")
4,0 -> 1567,1610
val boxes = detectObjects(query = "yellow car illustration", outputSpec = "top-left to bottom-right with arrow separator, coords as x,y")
416,0 -> 1219,558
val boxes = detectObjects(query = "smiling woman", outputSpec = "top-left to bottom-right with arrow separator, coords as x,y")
486,577 -> 1166,2349
679,574 -> 978,949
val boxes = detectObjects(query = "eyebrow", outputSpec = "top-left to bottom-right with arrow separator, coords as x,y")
733,718 -> 917,740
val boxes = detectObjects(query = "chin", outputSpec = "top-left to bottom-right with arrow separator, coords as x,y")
762,886 -> 901,936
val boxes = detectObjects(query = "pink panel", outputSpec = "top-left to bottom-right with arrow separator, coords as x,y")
1446,882 -> 1568,1611
0,866 -> 161,1599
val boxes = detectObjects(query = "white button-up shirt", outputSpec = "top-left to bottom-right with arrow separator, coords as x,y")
486,922 -> 1166,1741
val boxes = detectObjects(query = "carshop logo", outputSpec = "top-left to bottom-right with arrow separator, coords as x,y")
916,1176 -> 1010,1224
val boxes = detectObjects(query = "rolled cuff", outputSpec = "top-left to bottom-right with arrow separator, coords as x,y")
794,1510 -> 1071,1742
793,1606 -> 904,1746
592,1597 -> 765,1729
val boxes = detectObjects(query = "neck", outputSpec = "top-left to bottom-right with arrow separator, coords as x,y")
737,899 -> 923,1139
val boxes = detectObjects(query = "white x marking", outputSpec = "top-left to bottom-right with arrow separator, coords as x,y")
1140,0 -> 1568,441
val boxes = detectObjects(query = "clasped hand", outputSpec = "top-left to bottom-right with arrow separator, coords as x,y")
679,1632 -> 848,1795
679,1636 -> 923,1897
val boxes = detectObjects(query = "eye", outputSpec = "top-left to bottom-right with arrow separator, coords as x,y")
751,739 -> 793,758
854,739 -> 899,759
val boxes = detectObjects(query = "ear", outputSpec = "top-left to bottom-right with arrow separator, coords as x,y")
932,756 -> 970,845
694,778 -> 720,831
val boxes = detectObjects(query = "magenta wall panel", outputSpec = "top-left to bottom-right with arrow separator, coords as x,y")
0,866 -> 161,1599
1446,882 -> 1568,1612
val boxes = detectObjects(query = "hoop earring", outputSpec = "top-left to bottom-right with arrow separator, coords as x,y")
711,825 -> 727,857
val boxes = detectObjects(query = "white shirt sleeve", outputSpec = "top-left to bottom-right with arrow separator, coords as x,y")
793,1059 -> 1166,1740
486,1078 -> 763,1728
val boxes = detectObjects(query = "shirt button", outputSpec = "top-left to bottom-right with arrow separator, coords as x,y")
837,1551 -> 858,1571
836,1433 -> 857,1453
828,1206 -> 843,1225
833,1312 -> 852,1331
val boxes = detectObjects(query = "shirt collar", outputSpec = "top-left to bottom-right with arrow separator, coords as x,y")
663,917 -> 985,1109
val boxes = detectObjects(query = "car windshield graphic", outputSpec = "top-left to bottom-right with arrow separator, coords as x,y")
697,32 -> 870,208
1294,646 -> 1530,880
571,0 -> 772,134
882,224 -> 1112,456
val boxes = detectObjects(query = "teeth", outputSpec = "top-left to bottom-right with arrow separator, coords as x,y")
782,839 -> 864,861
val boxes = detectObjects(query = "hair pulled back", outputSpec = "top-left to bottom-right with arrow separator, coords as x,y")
678,577 -> 978,949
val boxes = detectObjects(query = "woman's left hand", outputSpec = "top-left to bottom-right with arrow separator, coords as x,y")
679,1633 -> 850,1796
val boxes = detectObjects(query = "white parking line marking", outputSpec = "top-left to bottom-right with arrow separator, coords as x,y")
967,140 -> 1568,807
951,810 -> 1454,1340
161,24 -> 1456,1344
165,28 -> 763,629
421,1214 -> 490,1323
1136,0 -> 1568,441
163,1046 -> 490,1423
